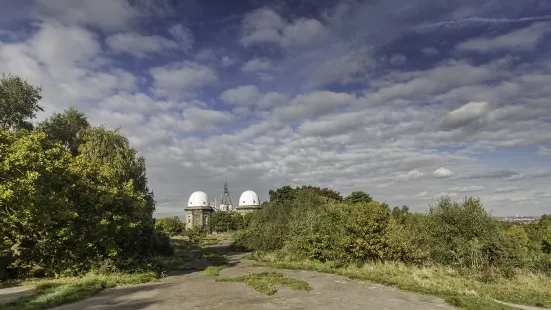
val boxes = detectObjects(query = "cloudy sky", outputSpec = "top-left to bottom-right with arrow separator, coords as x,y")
1,0 -> 551,217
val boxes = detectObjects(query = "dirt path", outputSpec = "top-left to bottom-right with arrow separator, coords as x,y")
50,252 -> 455,310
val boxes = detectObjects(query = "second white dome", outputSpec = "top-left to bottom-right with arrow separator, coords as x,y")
238,190 -> 260,206
188,191 -> 209,207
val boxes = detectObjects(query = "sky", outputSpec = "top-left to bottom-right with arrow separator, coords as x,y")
1,0 -> 551,217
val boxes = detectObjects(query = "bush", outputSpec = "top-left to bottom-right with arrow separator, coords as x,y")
185,226 -> 207,244
151,231 -> 174,256
209,212 -> 244,233
155,216 -> 184,237
422,196 -> 521,270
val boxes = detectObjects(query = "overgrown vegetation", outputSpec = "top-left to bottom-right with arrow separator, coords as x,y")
209,211 -> 245,233
234,185 -> 551,309
216,272 -> 311,296
204,265 -> 227,276
0,272 -> 158,310
0,75 -> 169,282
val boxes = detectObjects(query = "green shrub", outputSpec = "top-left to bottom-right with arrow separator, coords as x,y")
422,196 -> 518,270
151,231 -> 174,256
155,216 -> 184,237
185,226 -> 207,244
209,212 -> 244,232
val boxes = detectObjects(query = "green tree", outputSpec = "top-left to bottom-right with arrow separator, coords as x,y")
423,196 -> 504,269
155,217 -> 184,237
209,212 -> 244,232
0,129 -> 77,277
390,205 -> 410,224
70,126 -> 156,270
0,74 -> 43,131
37,108 -> 90,155
344,191 -> 373,204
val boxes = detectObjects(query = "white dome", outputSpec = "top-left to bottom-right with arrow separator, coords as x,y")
188,191 -> 209,207
238,190 -> 260,207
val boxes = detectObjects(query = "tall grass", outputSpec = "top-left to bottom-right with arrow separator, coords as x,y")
250,252 -> 551,310
0,272 -> 158,310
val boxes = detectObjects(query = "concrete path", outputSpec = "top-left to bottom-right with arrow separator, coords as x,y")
50,253 -> 455,310
0,286 -> 34,305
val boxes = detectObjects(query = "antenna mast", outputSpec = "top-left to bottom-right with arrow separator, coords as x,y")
220,179 -> 233,212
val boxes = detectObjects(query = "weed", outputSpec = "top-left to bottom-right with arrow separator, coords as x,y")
216,272 -> 311,296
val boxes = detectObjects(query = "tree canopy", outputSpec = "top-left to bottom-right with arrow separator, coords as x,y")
0,74 -> 43,131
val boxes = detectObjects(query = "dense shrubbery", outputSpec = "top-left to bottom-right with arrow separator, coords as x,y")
155,216 -> 185,237
235,185 -> 551,275
0,74 -> 165,280
209,211 -> 245,232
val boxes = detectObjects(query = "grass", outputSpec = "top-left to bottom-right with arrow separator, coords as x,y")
1,236 -> 230,310
216,272 -> 311,296
248,252 -> 551,310
158,239 -> 202,270
0,272 -> 158,310
204,266 -> 228,276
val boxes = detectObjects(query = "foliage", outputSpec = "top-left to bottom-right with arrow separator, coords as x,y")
423,197 -> 511,269
215,272 -> 311,296
250,254 -> 550,310
0,74 -> 43,131
390,205 -> 410,224
155,216 -> 184,237
0,75 -> 160,280
185,226 -> 207,244
204,265 -> 227,276
0,272 -> 158,310
344,191 -> 373,204
208,212 -> 244,232
36,108 -> 90,155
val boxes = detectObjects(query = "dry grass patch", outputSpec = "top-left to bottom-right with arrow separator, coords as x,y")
0,272 -> 158,310
204,266 -> 228,276
216,272 -> 311,296
248,253 -> 551,310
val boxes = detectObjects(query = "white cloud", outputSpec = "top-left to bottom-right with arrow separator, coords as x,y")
495,186 -> 522,193
241,8 -> 327,48
388,54 -> 407,65
396,170 -> 425,182
221,56 -> 238,67
149,61 -> 218,99
106,32 -> 179,58
168,24 -> 194,51
538,146 -> 551,156
219,86 -> 288,110
456,22 -> 551,53
434,167 -> 454,178
438,101 -> 491,130
307,46 -> 375,87
421,47 -> 439,56
241,58 -> 273,73
219,85 -> 261,106
415,191 -> 428,197
33,0 -> 139,31
449,186 -> 485,192
274,91 -> 356,123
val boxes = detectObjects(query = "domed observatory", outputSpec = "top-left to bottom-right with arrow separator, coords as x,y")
185,191 -> 213,230
236,190 -> 261,214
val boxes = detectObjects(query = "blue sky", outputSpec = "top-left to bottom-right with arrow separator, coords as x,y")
1,0 -> 551,217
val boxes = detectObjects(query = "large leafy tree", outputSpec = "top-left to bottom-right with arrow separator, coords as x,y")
344,191 -> 373,204
0,130 -> 77,276
37,108 -> 90,155
0,74 -> 43,131
70,126 -> 156,268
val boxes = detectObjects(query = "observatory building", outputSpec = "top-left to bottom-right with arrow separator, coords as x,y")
236,190 -> 261,214
185,191 -> 213,229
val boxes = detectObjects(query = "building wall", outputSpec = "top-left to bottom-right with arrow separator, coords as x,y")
185,208 -> 213,230
236,205 -> 261,215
